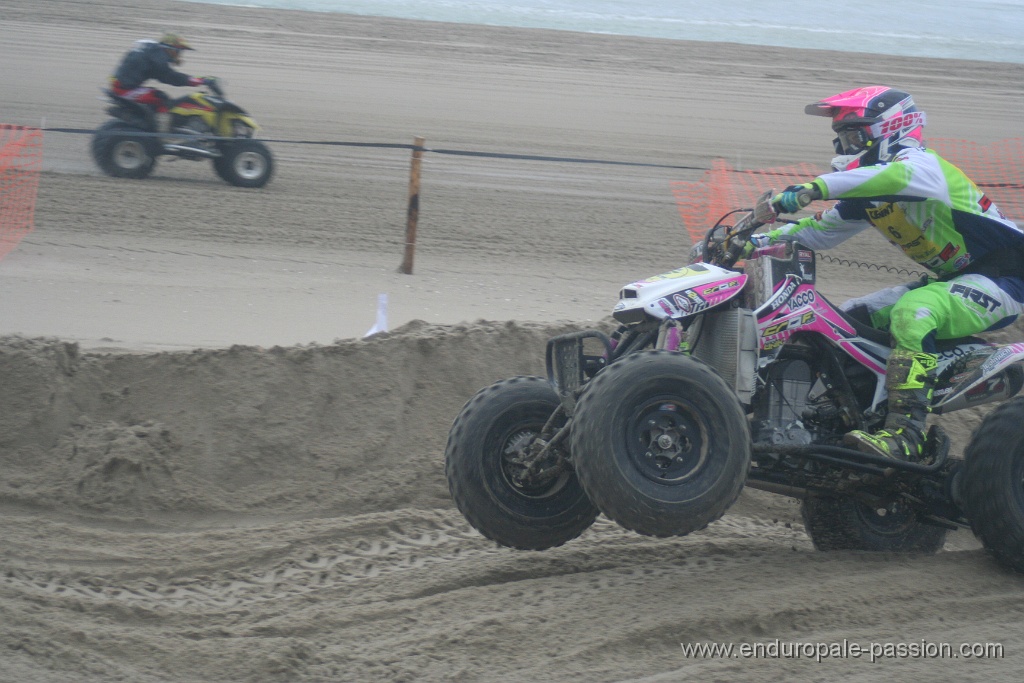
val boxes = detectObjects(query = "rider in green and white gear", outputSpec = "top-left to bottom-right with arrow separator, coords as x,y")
753,86 -> 1024,461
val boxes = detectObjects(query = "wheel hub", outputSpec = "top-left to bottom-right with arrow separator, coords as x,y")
656,433 -> 676,450
234,151 -> 267,180
631,401 -> 707,483
501,429 -> 569,498
113,140 -> 147,170
855,499 -> 916,536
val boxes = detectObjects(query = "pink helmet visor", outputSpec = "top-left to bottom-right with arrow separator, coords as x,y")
804,86 -> 894,120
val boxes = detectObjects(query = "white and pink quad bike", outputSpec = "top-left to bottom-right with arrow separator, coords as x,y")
446,190 -> 1024,573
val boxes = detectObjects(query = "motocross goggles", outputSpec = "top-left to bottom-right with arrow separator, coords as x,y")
832,125 -> 871,155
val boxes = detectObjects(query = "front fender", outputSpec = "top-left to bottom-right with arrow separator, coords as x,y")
218,113 -> 260,137
612,264 -> 747,324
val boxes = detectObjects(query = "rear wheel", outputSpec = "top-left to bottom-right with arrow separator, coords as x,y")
91,120 -> 157,179
572,350 -> 750,538
962,397 -> 1024,573
445,376 -> 598,550
801,496 -> 947,553
214,139 -> 274,188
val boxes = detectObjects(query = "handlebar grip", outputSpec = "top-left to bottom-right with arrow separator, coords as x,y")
770,186 -> 817,215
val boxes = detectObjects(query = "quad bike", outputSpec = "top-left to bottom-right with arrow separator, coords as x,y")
91,78 -> 273,188
445,189 -> 1024,574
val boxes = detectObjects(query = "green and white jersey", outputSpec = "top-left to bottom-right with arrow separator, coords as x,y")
766,148 -> 1024,278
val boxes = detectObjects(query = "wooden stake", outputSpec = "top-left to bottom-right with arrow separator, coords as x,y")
398,136 -> 425,274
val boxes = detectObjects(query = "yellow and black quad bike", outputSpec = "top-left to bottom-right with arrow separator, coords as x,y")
91,77 -> 273,188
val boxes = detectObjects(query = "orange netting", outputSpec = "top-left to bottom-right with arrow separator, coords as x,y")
0,125 -> 43,260
672,137 -> 1024,246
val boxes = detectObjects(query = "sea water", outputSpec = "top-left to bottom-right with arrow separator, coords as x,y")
185,0 -> 1024,63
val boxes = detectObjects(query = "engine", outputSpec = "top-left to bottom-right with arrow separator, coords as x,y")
751,357 -> 846,445
176,116 -> 213,136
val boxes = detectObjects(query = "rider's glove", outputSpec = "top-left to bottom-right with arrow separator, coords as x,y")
187,76 -> 205,87
741,233 -> 773,258
772,183 -> 819,214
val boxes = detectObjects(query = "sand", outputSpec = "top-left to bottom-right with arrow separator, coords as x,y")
2,0 -> 1024,680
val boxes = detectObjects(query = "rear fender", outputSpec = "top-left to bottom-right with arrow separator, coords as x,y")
932,342 -> 1024,414
105,97 -> 152,129
107,109 -> 150,129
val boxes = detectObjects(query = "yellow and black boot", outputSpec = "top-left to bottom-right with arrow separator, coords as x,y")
843,349 -> 937,461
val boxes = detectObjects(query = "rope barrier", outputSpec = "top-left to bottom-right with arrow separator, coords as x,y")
45,127 -> 1024,189
423,147 -> 704,170
45,126 -> 707,171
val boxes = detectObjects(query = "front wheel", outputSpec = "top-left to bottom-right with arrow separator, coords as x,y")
801,497 -> 947,553
445,376 -> 599,550
572,350 -> 750,538
213,139 -> 274,188
961,397 -> 1024,573
91,120 -> 158,179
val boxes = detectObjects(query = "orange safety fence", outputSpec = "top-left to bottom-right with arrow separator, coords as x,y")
671,137 -> 1024,246
0,125 -> 43,260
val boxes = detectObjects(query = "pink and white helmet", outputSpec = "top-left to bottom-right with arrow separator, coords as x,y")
805,86 -> 926,171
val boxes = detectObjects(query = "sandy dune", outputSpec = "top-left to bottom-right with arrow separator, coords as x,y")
2,1 -> 1024,681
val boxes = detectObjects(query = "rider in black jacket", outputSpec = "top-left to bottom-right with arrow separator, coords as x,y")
109,34 -> 207,132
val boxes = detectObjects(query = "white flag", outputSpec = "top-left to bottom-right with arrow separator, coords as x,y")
363,293 -> 389,337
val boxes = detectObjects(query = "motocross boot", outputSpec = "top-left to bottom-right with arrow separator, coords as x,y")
843,349 -> 937,461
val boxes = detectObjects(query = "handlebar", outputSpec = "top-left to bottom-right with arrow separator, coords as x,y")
701,189 -> 780,269
202,77 -> 224,97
